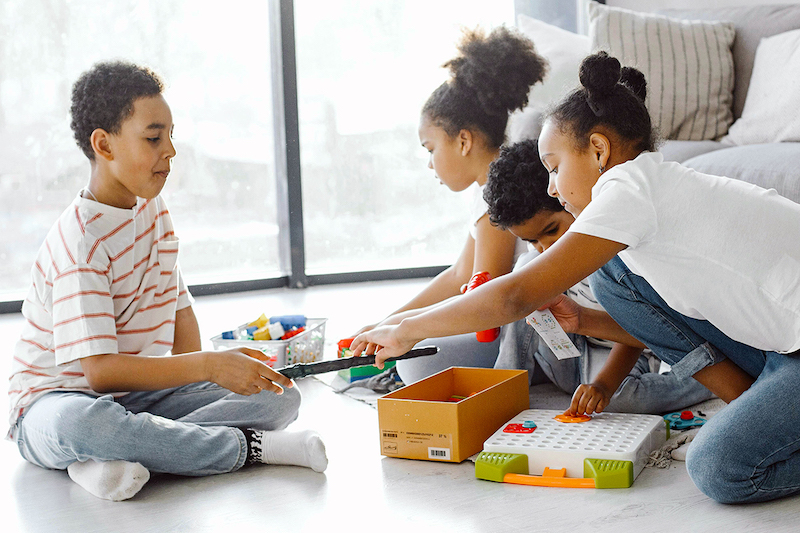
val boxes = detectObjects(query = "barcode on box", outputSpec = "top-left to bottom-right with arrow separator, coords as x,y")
428,447 -> 451,460
383,432 -> 398,439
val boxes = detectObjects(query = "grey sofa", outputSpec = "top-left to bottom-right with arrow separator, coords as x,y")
652,3 -> 800,204
514,3 -> 800,204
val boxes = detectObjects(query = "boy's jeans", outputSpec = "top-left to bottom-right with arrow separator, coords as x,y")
14,381 -> 301,476
593,256 -> 800,504
496,317 -> 714,414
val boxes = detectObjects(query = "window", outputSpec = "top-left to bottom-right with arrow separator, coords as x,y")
294,0 -> 514,275
0,0 -> 281,302
0,0 -> 514,306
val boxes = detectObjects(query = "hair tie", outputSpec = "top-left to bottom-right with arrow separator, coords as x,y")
587,97 -> 604,117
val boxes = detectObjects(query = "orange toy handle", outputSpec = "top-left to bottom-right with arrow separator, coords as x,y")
503,473 -> 596,489
465,272 -> 501,342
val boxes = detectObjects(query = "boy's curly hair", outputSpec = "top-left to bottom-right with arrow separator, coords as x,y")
423,26 -> 548,149
70,61 -> 165,160
484,139 -> 563,229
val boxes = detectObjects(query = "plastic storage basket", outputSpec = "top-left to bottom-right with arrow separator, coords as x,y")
210,318 -> 327,369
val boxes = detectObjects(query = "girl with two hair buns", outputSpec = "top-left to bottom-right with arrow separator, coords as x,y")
353,51 -> 800,504
355,25 -> 547,383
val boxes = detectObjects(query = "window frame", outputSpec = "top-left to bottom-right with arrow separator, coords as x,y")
0,0 -> 448,314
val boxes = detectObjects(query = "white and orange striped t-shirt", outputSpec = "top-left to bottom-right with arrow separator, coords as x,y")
8,193 -> 193,438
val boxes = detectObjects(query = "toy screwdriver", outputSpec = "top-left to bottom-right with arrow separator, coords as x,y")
277,346 -> 438,380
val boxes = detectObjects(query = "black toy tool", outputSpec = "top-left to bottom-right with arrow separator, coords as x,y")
278,346 -> 439,380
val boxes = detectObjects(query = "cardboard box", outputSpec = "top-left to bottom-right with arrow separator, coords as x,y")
377,367 -> 529,463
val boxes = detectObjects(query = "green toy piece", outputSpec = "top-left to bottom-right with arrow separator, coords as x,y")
583,458 -> 634,488
475,452 -> 635,488
474,452 -> 529,483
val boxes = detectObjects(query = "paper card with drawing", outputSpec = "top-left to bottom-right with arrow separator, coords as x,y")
525,309 -> 582,360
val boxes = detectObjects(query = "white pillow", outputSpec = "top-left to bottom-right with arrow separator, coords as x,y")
723,28 -> 800,145
588,2 -> 735,142
516,14 -> 590,111
508,15 -> 589,142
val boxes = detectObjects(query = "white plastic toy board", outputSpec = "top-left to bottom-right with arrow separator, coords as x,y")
482,409 -> 667,480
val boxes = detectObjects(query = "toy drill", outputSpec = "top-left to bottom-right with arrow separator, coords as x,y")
277,346 -> 438,379
465,271 -> 500,342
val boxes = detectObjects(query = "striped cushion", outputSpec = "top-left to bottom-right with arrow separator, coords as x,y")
587,2 -> 735,141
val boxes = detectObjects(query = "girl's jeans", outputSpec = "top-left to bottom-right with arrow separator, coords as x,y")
14,381 -> 301,476
593,256 -> 800,504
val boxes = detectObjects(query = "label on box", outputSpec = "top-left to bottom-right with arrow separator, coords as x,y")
526,309 -> 581,360
428,447 -> 451,460
381,430 -> 453,460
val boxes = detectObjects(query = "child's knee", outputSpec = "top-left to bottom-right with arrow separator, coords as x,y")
26,394 -> 125,455
251,385 -> 302,431
686,430 -> 750,504
281,384 -> 302,413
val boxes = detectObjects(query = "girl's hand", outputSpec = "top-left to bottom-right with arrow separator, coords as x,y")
539,293 -> 583,334
350,325 -> 420,369
566,382 -> 612,416
205,347 -> 293,396
353,322 -> 378,337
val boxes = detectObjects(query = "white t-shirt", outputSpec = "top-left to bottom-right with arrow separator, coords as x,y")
470,184 -> 528,263
569,152 -> 800,354
8,194 -> 194,437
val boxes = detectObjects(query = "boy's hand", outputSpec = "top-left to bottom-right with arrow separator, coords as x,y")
540,294 -> 583,334
566,382 -> 612,416
205,347 -> 293,396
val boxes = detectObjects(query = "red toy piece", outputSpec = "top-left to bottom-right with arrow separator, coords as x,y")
464,271 -> 501,342
337,337 -> 355,357
680,410 -> 694,420
281,326 -> 306,340
503,423 -> 536,434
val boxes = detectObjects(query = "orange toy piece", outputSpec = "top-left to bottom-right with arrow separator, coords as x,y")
554,413 -> 592,423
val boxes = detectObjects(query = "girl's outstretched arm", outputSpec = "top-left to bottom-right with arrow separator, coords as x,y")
352,232 -> 626,366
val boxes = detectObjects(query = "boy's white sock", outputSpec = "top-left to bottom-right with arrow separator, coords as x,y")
245,429 -> 328,473
671,437 -> 694,461
67,459 -> 150,501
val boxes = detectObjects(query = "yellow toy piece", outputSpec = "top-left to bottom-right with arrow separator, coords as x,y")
253,325 -> 272,341
248,313 -> 269,329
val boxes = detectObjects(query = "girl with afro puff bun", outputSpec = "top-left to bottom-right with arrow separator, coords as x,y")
354,51 -> 800,504
483,139 -> 713,417
355,26 -> 548,383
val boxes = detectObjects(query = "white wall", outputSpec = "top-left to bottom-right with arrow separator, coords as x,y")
608,0 -> 800,10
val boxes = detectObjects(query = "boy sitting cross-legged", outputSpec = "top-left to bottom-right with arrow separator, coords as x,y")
485,139 -> 714,415
8,61 -> 326,502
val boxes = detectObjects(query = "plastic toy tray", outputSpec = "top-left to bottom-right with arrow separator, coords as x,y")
482,409 -> 666,481
210,318 -> 327,369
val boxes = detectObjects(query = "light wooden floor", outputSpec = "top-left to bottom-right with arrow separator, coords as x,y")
2,279 -> 800,533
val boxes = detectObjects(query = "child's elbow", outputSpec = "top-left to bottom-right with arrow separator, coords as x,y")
80,355 -> 115,393
503,279 -> 538,320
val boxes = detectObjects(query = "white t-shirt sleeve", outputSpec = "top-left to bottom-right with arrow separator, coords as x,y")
567,170 -> 658,248
175,263 -> 194,311
468,184 -> 489,239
